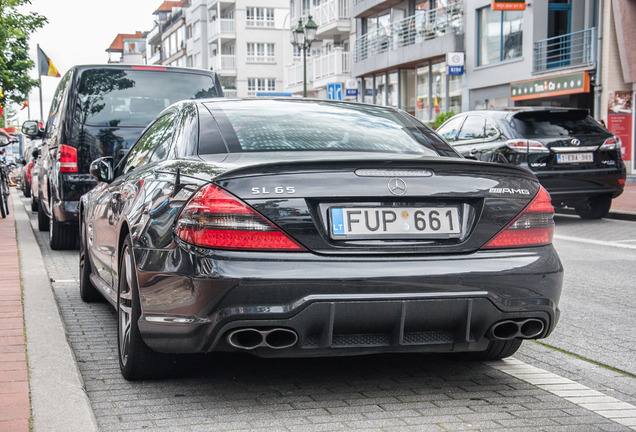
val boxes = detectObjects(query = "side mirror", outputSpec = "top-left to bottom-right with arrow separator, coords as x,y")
22,121 -> 43,138
21,159 -> 27,166
32,148 -> 40,159
89,157 -> 114,183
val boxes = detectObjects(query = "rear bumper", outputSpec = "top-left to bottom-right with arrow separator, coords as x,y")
534,166 -> 626,203
134,245 -> 563,357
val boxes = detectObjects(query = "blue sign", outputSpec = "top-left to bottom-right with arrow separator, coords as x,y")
448,66 -> 464,75
327,82 -> 343,100
345,89 -> 358,97
365,89 -> 378,97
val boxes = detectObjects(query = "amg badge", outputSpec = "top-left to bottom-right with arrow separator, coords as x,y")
489,187 -> 530,195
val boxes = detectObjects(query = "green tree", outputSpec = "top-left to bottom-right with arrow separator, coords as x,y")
0,0 -> 47,107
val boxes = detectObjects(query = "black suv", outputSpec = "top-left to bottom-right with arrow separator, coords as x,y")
22,64 -> 223,249
436,108 -> 626,219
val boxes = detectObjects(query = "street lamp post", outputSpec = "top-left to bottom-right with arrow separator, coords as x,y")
292,15 -> 318,97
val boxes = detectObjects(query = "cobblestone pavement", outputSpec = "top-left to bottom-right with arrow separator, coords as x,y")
19,196 -> 636,432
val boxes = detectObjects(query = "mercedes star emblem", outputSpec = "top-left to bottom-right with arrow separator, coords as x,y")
388,178 -> 407,196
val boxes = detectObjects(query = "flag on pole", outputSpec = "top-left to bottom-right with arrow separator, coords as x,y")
38,47 -> 61,77
21,100 -> 28,110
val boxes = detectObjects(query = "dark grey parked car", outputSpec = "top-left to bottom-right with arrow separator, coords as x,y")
80,98 -> 563,380
436,108 -> 626,219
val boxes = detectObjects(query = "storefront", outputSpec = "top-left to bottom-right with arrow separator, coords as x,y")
510,71 -> 594,110
360,59 -> 462,124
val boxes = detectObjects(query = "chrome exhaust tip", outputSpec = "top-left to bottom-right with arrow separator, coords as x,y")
490,319 -> 545,340
227,328 -> 299,350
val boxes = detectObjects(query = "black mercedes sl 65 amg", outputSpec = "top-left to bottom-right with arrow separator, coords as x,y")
79,98 -> 563,380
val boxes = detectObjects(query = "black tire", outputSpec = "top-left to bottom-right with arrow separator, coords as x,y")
37,197 -> 49,231
460,339 -> 522,361
49,214 -> 77,250
0,179 -> 7,219
30,194 -> 38,212
79,217 -> 102,302
118,236 -> 174,380
574,195 -> 612,220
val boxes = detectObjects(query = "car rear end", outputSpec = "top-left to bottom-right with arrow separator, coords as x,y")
508,109 -> 626,209
55,65 -> 224,225
133,100 -> 563,358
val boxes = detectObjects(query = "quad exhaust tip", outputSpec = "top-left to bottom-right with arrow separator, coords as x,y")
227,328 -> 298,350
490,318 -> 545,340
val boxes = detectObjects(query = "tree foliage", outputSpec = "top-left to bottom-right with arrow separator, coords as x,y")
0,0 -> 47,106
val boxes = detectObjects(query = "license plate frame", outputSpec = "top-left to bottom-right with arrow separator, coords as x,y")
329,206 -> 462,239
556,152 -> 594,164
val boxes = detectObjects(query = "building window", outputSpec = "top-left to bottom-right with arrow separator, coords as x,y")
246,7 -> 275,27
477,6 -> 523,66
247,78 -> 276,96
247,43 -> 276,63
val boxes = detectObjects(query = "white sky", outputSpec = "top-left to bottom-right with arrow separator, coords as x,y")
11,0 -> 161,125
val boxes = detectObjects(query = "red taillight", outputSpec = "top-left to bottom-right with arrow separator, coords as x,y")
599,136 -> 620,151
26,161 -> 34,183
175,185 -> 306,251
58,144 -> 78,173
482,186 -> 554,249
505,139 -> 550,153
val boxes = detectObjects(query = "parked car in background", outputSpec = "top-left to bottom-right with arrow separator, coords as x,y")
19,136 -> 41,198
80,98 -> 563,380
436,108 -> 626,219
22,64 -> 224,249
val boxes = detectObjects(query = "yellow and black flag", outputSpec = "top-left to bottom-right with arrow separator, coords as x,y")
37,46 -> 61,77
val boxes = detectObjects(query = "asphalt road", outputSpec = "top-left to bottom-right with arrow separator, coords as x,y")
18,195 -> 636,431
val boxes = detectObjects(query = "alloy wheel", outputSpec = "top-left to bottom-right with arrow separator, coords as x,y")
118,247 -> 134,368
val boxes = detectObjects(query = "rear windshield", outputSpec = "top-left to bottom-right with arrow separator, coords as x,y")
512,110 -> 609,138
76,69 -> 218,127
203,100 -> 458,157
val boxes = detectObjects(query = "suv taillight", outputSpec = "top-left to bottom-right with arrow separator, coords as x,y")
481,186 -> 554,249
175,184 -> 306,251
505,139 -> 550,153
599,136 -> 621,151
58,144 -> 78,173
26,161 -> 34,182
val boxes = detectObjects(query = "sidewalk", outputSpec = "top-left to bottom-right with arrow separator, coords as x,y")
0,196 -> 29,431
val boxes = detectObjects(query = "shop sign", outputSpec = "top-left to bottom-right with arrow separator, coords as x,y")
607,90 -> 633,161
345,89 -> 358,97
492,0 -> 526,10
510,72 -> 590,101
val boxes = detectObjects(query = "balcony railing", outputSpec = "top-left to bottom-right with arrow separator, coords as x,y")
354,0 -> 462,62
209,18 -> 236,37
313,0 -> 350,27
534,28 -> 596,72
211,54 -> 236,71
286,59 -> 312,88
313,48 -> 351,81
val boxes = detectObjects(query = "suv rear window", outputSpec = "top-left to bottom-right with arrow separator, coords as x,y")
77,69 -> 218,127
512,110 -> 608,138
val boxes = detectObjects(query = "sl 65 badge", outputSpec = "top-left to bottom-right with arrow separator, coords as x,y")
251,186 -> 296,195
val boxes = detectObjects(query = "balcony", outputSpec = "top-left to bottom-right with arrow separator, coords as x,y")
147,50 -> 162,65
353,1 -> 463,76
209,18 -> 236,40
210,54 -> 237,75
285,59 -> 313,91
313,0 -> 351,39
313,48 -> 352,88
355,1 -> 462,62
533,28 -> 596,73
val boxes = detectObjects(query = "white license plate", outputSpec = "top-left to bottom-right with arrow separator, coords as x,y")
557,153 -> 594,163
330,206 -> 461,238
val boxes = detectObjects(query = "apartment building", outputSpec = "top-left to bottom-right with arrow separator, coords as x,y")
147,1 -> 188,67
106,32 -> 146,64
286,0 -> 354,98
352,0 -> 464,123
182,0 -> 292,98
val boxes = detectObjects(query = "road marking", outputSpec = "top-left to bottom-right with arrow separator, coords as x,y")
554,234 -> 636,250
486,357 -> 636,430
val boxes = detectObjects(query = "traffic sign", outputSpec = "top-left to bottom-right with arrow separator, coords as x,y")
327,83 -> 343,100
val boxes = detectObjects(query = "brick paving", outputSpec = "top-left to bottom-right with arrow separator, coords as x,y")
612,181 -> 636,212
0,195 -> 30,432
